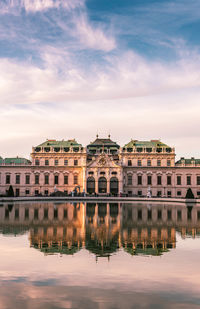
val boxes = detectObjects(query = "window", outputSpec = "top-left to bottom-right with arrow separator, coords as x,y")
138,175 -> 142,185
54,209 -> 58,219
64,209 -> 68,218
44,208 -> 48,219
34,209 -> 38,220
177,210 -> 182,221
167,210 -> 172,220
35,190 -> 39,195
197,191 -> 200,196
177,176 -> 181,185
157,191 -> 162,197
64,175 -> 68,185
157,210 -> 162,220
147,160 -> 151,167
147,175 -> 152,185
16,175 -> 20,184
55,159 -> 58,166
157,160 -> 161,167
44,190 -> 49,196
138,160 -> 142,167
6,175 -> 10,184
138,190 -> 142,196
74,160 -> 78,166
35,174 -> 39,185
25,208 -> 29,219
45,175 -> 49,185
25,190 -> 30,195
26,175 -> 30,184
15,209 -> 19,220
147,210 -> 152,220
74,175 -> 78,185
138,209 -> 142,220
167,191 -> 171,197
157,175 -> 162,185
187,176 -> 191,185
177,191 -> 182,196
167,176 -> 171,185
128,160 -> 132,166
127,174 -> 132,185
197,176 -> 200,185
45,159 -> 49,166
54,175 -> 59,185
167,160 -> 171,166
35,159 -> 40,166
64,160 -> 68,166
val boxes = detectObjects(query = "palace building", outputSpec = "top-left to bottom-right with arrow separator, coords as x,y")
0,135 -> 200,198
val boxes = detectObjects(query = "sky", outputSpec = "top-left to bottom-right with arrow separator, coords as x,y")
0,0 -> 200,159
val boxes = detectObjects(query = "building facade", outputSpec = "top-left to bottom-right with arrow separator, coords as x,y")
0,136 -> 200,198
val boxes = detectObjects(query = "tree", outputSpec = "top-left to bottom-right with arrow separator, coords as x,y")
185,188 -> 195,199
7,185 -> 14,197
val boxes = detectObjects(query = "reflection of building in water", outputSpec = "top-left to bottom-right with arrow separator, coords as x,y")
122,204 -> 176,255
0,202 -> 200,257
29,202 -> 85,255
85,203 -> 121,258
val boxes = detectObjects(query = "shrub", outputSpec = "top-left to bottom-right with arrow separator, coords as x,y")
7,185 -> 14,197
185,188 -> 195,199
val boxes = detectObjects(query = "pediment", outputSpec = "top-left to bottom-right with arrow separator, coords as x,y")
87,153 -> 121,168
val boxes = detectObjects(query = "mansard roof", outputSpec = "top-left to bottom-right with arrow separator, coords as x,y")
124,139 -> 171,148
175,157 -> 200,165
37,139 -> 82,148
87,136 -> 120,148
0,157 -> 31,164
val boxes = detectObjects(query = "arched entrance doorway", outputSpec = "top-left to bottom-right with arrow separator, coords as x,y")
110,177 -> 119,195
98,177 -> 107,193
87,177 -> 95,194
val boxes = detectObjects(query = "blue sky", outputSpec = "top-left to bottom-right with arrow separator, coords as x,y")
0,0 -> 200,158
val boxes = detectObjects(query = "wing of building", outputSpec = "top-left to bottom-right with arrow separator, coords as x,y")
0,136 -> 200,198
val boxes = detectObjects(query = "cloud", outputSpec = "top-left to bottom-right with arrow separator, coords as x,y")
0,0 -> 84,14
1,46 -> 200,106
75,15 -> 116,52
0,0 -> 200,157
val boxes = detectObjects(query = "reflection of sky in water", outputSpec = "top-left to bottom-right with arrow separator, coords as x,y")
0,202 -> 200,308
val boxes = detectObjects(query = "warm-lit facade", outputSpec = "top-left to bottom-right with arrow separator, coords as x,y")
0,136 -> 200,198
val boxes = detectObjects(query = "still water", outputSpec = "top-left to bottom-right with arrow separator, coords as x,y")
0,201 -> 200,309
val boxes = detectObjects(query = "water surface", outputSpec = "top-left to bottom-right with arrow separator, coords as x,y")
0,201 -> 200,308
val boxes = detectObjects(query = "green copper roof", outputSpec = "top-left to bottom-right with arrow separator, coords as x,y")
2,158 -> 31,164
124,140 -> 171,148
37,139 -> 82,147
124,247 -> 169,256
176,158 -> 200,165
87,137 -> 120,148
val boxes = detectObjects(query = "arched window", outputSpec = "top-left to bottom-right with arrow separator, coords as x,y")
98,177 -> 107,194
87,177 -> 95,194
110,177 -> 119,195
